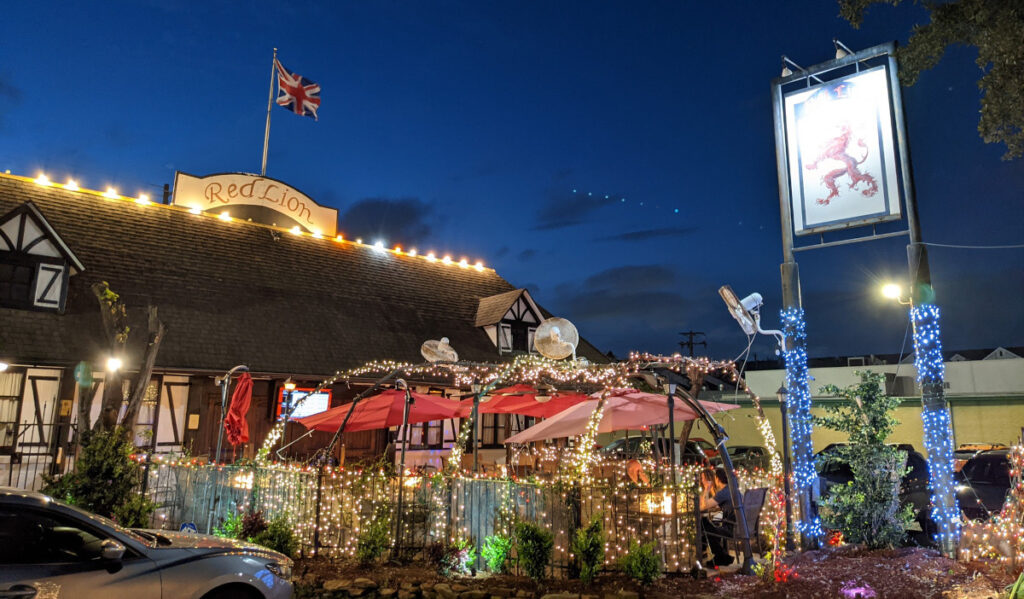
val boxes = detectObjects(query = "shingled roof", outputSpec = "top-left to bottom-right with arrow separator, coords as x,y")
0,174 -> 606,375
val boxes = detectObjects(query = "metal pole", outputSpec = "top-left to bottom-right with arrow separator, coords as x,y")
888,50 -> 958,557
395,384 -> 414,553
472,392 -> 481,474
665,383 -> 680,572
213,365 -> 248,465
778,391 -> 795,552
772,72 -> 818,550
261,48 -> 277,176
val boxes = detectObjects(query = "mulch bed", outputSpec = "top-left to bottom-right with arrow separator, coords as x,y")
296,547 -> 1018,599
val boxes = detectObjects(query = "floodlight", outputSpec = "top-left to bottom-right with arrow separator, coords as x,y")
881,283 -> 902,300
719,285 -> 759,336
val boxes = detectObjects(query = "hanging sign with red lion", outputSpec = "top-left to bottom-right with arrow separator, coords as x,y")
783,66 -> 901,235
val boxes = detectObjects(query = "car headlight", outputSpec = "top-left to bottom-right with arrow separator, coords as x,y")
266,561 -> 292,580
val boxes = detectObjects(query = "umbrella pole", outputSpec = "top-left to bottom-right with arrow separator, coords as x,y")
472,392 -> 481,474
666,385 -> 680,572
395,385 -> 414,555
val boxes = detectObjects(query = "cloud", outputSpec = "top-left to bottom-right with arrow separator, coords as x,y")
597,226 -> 698,242
580,265 -> 677,292
339,197 -> 435,245
517,248 -> 536,262
534,189 -> 618,230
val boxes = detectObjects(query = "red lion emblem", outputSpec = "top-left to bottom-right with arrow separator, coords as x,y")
805,124 -> 879,205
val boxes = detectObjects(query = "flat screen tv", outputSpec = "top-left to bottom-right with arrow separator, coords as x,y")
276,388 -> 332,421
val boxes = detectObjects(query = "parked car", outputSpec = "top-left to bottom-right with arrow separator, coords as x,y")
954,443 -> 1009,472
956,449 -> 1012,519
719,445 -> 772,471
0,487 -> 293,599
598,435 -> 717,465
815,444 -> 933,536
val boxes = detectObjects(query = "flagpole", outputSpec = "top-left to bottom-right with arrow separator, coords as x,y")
261,48 -> 277,176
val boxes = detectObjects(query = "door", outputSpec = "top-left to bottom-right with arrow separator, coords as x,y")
0,506 -> 162,599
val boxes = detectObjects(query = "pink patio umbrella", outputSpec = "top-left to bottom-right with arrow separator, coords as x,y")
457,385 -> 591,419
503,388 -> 739,444
294,389 -> 461,433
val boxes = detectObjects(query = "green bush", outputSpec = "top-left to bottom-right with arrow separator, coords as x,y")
356,506 -> 391,565
214,510 -> 244,539
482,533 -> 513,573
571,515 -> 604,585
42,428 -> 154,526
427,539 -> 475,577
515,521 -> 553,582
621,541 -> 661,586
815,371 -> 914,549
252,516 -> 298,558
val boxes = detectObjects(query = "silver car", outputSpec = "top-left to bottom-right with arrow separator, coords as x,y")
0,487 -> 293,599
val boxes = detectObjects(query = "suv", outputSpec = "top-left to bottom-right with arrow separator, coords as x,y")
954,443 -> 1009,472
599,436 -> 717,465
956,449 -> 1011,519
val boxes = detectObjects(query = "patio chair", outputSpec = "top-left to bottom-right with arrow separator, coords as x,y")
700,486 -> 768,562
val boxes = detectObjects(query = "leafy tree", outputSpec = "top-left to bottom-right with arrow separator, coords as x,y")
814,371 -> 914,548
839,0 -> 1024,159
42,427 -> 154,526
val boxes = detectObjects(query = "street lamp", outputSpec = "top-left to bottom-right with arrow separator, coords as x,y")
881,283 -> 912,304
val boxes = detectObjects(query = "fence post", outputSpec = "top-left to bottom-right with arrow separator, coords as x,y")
313,466 -> 324,555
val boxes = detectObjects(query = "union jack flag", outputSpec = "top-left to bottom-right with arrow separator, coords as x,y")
275,59 -> 321,120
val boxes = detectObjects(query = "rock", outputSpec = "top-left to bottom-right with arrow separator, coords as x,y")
582,595 -> 599,599
354,579 -> 379,590
421,584 -> 435,592
380,590 -> 397,598
398,591 -> 417,599
348,589 -> 366,598
451,585 -> 470,593
490,589 -> 514,599
434,583 -> 457,599
516,591 -> 532,599
541,594 -> 577,599
324,579 -> 351,592
401,583 -> 415,590
459,591 -> 487,599
616,592 -> 638,599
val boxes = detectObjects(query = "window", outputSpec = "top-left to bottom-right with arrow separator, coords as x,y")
409,420 -> 443,449
498,324 -> 512,353
0,508 -> 109,564
0,260 -> 34,308
480,413 -> 503,447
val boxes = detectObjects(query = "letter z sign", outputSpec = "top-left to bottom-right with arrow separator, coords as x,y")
33,263 -> 67,311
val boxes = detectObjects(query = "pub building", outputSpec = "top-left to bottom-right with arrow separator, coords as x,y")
0,170 -> 605,487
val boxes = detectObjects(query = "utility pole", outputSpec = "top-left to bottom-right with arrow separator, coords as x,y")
677,331 -> 706,356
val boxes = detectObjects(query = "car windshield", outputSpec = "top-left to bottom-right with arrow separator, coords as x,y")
60,501 -> 156,548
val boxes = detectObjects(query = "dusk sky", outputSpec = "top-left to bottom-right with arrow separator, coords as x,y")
2,1 -> 1021,363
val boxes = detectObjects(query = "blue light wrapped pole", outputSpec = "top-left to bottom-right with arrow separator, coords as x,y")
780,307 -> 823,542
911,303 -> 960,555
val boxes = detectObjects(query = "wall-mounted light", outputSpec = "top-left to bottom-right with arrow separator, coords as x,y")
283,377 -> 297,391
35,173 -> 51,186
106,357 -> 123,372
103,187 -> 119,199
65,179 -> 79,191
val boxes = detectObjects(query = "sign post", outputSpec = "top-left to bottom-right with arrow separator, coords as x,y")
771,42 -> 959,554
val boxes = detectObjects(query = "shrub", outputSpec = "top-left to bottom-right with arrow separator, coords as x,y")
42,428 -> 154,525
482,533 -> 513,573
356,506 -> 391,565
621,541 -> 661,586
112,493 -> 157,528
515,521 -> 553,582
214,510 -> 244,539
571,515 -> 604,585
241,510 -> 269,540
252,516 -> 298,558
815,371 -> 914,549
428,539 -> 475,577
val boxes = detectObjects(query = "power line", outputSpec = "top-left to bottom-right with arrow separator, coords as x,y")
923,241 -> 1024,250
678,330 -> 707,357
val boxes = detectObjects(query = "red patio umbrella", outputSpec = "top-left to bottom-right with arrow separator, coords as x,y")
294,389 -> 460,433
456,386 -> 590,419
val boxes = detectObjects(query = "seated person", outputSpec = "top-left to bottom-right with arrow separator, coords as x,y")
699,467 -> 735,567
